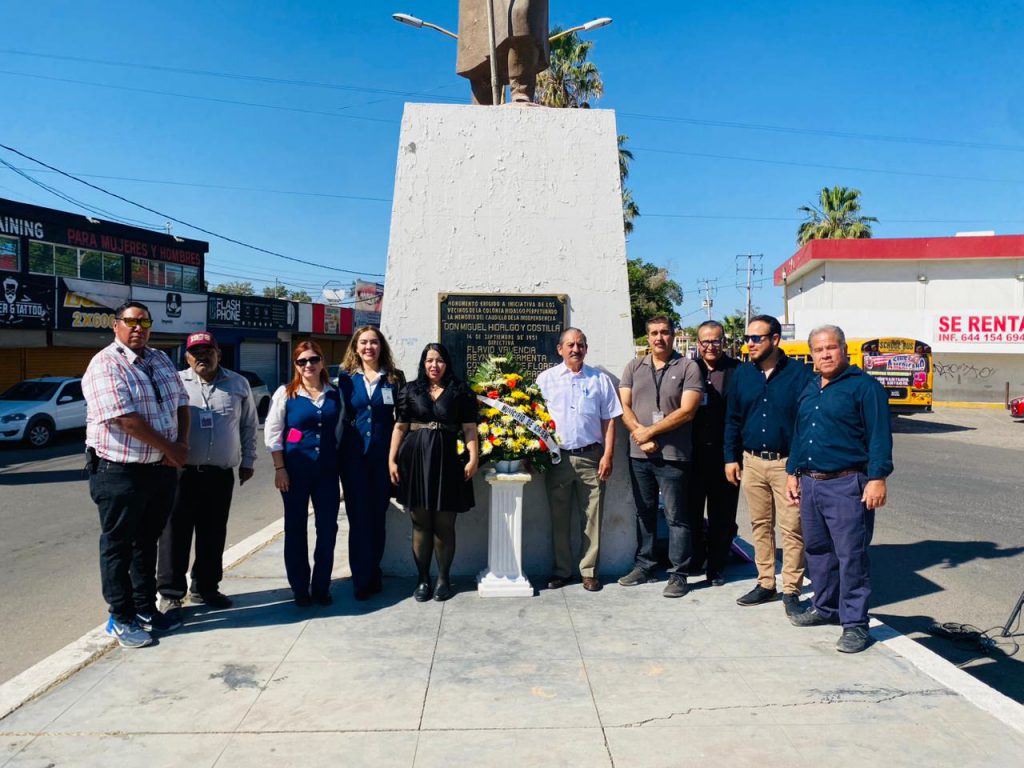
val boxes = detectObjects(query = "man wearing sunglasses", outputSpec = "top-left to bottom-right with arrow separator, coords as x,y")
687,320 -> 740,587
83,301 -> 190,648
723,314 -> 814,619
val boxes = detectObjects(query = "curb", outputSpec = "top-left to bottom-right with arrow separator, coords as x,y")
0,517 -> 285,721
933,401 -> 1006,410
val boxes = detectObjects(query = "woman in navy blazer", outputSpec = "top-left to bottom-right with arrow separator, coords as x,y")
338,326 -> 406,600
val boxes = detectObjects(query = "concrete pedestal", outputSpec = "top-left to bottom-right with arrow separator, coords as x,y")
380,103 -> 636,578
477,470 -> 534,597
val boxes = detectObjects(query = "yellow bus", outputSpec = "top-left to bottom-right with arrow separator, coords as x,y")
741,337 -> 933,414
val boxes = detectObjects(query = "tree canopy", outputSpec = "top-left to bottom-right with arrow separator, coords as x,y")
210,280 -> 254,296
627,258 -> 682,337
262,285 -> 312,302
797,186 -> 878,245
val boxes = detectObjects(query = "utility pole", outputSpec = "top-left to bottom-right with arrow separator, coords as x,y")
736,254 -> 763,327
697,278 -> 717,321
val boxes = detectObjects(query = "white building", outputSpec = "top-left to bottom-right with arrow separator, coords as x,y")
776,234 -> 1024,403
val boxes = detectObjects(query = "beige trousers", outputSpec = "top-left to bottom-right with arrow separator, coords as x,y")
544,451 -> 603,578
741,453 -> 805,595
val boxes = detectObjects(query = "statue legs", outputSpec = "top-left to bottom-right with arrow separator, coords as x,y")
508,40 -> 539,103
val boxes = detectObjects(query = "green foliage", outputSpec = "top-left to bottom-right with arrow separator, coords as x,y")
627,258 -> 682,338
211,281 -> 254,296
261,285 -> 312,302
536,30 -> 604,108
721,312 -> 748,355
289,289 -> 312,303
797,186 -> 878,246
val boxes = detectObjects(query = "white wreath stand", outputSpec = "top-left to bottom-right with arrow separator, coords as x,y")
477,469 -> 534,597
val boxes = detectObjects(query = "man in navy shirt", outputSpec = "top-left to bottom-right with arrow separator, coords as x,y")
724,315 -> 814,618
786,324 -> 893,654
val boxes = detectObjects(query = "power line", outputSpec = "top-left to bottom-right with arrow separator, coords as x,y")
620,112 -> 1024,154
632,146 -> 1024,185
0,143 -> 385,278
736,254 -> 764,327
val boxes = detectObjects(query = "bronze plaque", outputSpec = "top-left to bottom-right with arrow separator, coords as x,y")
439,293 -> 568,381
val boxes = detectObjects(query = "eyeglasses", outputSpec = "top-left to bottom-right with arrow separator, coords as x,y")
118,317 -> 153,329
295,356 -> 322,367
744,334 -> 774,344
698,339 -> 724,348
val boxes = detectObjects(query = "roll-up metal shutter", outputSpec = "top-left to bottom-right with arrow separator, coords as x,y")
239,341 -> 279,389
0,349 -> 23,393
25,348 -> 98,379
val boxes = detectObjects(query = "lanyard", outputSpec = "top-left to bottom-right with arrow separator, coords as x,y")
116,346 -> 163,404
649,357 -> 668,412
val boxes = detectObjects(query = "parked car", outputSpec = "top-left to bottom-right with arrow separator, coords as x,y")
0,377 -> 87,448
328,364 -> 342,386
1010,395 -> 1024,421
237,370 -> 272,421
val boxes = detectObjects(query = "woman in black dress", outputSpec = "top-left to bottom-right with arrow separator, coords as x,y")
388,343 -> 480,602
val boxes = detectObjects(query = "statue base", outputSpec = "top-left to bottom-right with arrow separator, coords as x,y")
477,470 -> 534,598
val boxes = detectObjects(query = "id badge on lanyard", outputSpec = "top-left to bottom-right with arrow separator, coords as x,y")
381,386 -> 394,405
199,410 -> 214,429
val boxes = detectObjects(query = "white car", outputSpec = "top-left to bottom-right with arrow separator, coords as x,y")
237,370 -> 272,422
0,377 -> 87,448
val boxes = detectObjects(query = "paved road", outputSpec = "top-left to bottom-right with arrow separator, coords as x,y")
3,409 -> 1023,703
737,407 -> 1024,702
0,430 -> 282,684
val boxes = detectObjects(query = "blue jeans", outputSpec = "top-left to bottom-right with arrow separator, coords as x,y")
628,457 -> 692,576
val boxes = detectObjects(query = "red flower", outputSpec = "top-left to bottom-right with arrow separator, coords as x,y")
532,402 -> 541,411
488,435 -> 498,444
547,420 -> 556,430
539,440 -> 548,451
487,390 -> 500,399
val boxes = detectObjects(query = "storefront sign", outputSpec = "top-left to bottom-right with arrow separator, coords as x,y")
0,271 -> 54,329
439,293 -> 567,380
935,313 -> 1024,346
207,293 -> 298,330
57,278 -> 204,333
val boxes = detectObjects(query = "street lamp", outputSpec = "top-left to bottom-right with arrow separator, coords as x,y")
391,13 -> 458,39
549,17 -> 613,43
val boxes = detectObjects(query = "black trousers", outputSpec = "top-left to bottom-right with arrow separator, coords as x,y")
89,460 -> 178,623
686,444 -> 740,577
157,466 -> 235,599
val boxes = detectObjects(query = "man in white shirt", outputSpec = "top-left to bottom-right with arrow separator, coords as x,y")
536,328 -> 623,592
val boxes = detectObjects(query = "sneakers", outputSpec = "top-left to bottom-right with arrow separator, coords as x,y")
618,567 -> 657,587
135,608 -> 182,633
662,575 -> 689,598
836,626 -> 871,653
159,597 -> 184,627
790,607 -> 840,627
189,590 -> 233,609
736,584 -> 778,606
782,593 -> 806,622
105,616 -> 153,648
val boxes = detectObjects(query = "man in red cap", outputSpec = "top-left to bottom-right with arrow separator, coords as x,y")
157,331 -> 258,619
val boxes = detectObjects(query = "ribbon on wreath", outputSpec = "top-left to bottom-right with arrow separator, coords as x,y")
476,395 -> 561,464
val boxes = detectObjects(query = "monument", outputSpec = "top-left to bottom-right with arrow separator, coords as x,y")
380,101 -> 635,581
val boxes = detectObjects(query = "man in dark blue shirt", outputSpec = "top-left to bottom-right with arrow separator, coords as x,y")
724,315 -> 815,617
785,324 -> 893,654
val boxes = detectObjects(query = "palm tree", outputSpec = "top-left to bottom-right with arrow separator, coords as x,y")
535,30 -> 604,108
618,135 -> 639,235
797,186 -> 878,246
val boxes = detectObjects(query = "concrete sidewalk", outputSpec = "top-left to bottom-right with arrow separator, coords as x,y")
2,514 -> 1024,768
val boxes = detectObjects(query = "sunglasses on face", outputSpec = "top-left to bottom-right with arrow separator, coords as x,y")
699,339 -> 724,347
295,355 -> 322,367
119,317 -> 153,329
744,334 -> 773,344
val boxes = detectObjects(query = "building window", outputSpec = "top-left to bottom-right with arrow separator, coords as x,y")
0,235 -> 17,271
182,265 -> 200,291
130,256 -> 197,291
29,241 -> 125,283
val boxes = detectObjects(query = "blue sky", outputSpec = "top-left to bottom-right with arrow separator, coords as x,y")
2,1 -> 1022,321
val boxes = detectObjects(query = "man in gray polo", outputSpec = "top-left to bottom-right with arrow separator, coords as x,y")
157,331 -> 258,617
537,327 -> 622,592
618,315 -> 704,597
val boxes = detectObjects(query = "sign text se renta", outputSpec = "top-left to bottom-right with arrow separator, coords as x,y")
935,313 -> 1024,344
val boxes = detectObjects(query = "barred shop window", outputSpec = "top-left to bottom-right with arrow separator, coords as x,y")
79,249 -> 103,281
102,252 -> 124,282
182,265 -> 200,292
131,256 -> 149,285
0,235 -> 17,271
54,246 -> 77,278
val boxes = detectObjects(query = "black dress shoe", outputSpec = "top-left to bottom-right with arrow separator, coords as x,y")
836,626 -> 871,653
294,594 -> 313,607
312,592 -> 333,606
791,607 -> 840,627
547,575 -> 574,589
736,584 -> 778,606
782,593 -> 806,622
413,582 -> 433,602
707,573 -> 726,587
433,582 -> 454,602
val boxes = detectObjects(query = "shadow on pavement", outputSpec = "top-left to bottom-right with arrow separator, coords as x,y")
872,540 -> 1024,606
0,431 -> 86,467
890,417 -> 975,435
875,611 -> 1024,704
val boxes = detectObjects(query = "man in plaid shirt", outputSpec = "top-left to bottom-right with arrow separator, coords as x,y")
83,300 -> 190,648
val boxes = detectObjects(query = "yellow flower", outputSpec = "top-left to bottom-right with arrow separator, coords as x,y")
500,415 -> 513,425
481,441 -> 493,455
478,423 -> 490,436
471,383 -> 485,394
484,408 -> 500,418
510,390 -> 529,401
456,439 -> 465,455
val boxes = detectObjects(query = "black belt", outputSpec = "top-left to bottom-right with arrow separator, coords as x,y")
183,465 -> 233,473
745,450 -> 787,461
565,443 -> 601,455
98,458 -> 165,468
802,467 -> 866,481
409,422 -> 460,433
